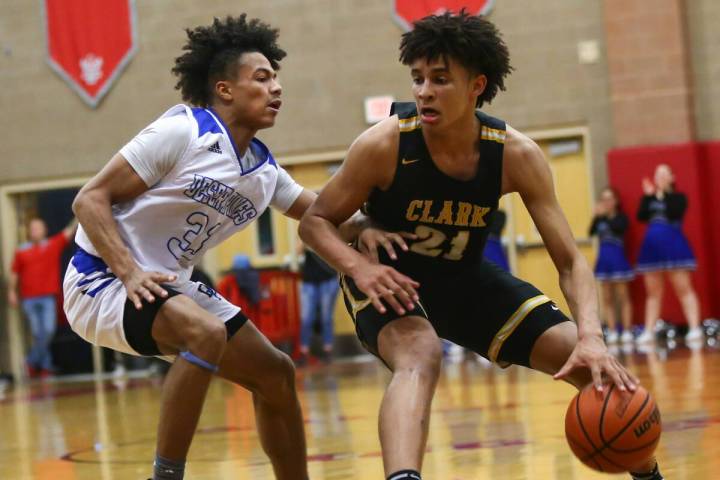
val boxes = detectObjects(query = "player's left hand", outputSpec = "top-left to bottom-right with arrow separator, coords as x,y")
554,335 -> 639,393
357,228 -> 417,263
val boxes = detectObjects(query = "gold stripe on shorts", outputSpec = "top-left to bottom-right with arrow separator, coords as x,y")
340,274 -> 372,320
487,294 -> 551,363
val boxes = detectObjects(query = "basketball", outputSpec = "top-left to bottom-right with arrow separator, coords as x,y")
565,384 -> 662,473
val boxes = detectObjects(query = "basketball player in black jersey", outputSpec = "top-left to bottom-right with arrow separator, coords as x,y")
300,11 -> 662,480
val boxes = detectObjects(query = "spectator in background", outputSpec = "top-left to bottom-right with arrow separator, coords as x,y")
589,187 -> 634,345
635,164 -> 703,345
8,217 -> 77,377
483,209 -> 510,272
298,242 -> 339,364
217,254 -> 262,318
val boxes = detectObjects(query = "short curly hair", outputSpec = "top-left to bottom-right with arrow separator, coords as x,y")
172,15 -> 286,106
399,10 -> 513,108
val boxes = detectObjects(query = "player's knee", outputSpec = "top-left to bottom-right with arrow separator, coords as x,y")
257,350 -> 296,398
396,339 -> 443,381
189,320 -> 227,360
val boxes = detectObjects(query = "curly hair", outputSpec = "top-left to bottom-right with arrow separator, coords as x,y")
399,10 -> 513,108
172,15 -> 286,106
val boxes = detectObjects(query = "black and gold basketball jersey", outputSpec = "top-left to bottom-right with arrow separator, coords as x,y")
364,102 -> 506,277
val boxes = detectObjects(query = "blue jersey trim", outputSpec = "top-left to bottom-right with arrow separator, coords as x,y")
71,248 -> 108,275
71,248 -> 117,297
206,107 -> 243,163
86,278 -> 117,297
191,107 -> 223,137
205,107 -> 275,175
244,138 -> 276,174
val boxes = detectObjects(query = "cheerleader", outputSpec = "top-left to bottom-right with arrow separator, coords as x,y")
635,164 -> 703,344
589,187 -> 634,344
483,209 -> 510,272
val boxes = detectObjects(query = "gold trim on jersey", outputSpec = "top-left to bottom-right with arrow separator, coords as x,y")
481,126 -> 506,144
487,294 -> 551,362
340,274 -> 372,319
398,116 -> 422,132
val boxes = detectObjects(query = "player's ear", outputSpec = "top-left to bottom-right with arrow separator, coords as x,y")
215,80 -> 233,102
471,73 -> 487,100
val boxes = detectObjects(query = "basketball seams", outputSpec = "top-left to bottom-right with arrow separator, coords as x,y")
582,391 -> 651,461
567,434 -> 603,471
598,384 -> 616,445
599,392 -> 651,452
570,386 -> 659,473
606,433 -> 661,453
575,388 -> 601,453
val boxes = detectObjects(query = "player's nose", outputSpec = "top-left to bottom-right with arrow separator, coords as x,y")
271,78 -> 282,96
417,79 -> 434,100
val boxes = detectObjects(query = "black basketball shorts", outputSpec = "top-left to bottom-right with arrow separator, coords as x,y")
340,259 -> 571,368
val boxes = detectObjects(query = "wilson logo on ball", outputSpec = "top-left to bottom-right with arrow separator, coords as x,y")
634,406 -> 661,438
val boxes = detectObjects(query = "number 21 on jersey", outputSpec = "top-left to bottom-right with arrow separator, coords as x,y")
410,225 -> 469,260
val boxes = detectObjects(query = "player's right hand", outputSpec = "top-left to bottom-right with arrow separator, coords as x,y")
351,262 -> 420,316
121,269 -> 177,310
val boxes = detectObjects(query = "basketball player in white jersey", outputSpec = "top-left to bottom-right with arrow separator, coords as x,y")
63,15 -> 417,480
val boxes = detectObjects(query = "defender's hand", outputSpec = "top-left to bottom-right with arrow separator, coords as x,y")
121,269 -> 177,310
358,228 -> 417,263
351,261 -> 420,315
554,335 -> 639,393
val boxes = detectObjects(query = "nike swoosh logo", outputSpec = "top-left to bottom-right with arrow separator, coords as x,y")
402,158 -> 420,165
551,305 -> 559,311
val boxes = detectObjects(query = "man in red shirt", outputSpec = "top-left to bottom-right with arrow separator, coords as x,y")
8,217 -> 77,377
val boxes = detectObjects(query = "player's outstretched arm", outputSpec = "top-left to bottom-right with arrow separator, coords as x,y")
299,118 -> 419,315
503,127 -> 638,392
73,153 -> 175,309
280,179 -> 412,257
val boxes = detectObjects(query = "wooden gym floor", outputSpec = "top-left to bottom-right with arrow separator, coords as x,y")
1,344 -> 718,479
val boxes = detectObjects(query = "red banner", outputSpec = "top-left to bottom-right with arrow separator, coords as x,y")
44,0 -> 137,108
393,0 -> 496,31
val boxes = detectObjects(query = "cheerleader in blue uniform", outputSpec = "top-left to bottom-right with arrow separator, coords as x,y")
635,164 -> 703,344
589,187 -> 634,344
483,209 -> 510,272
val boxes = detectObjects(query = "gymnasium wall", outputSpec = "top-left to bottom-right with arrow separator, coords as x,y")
687,0 -> 720,141
0,0 -> 612,185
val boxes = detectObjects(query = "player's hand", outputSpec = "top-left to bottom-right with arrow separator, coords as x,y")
121,268 -> 177,310
7,290 -> 18,308
357,228 -> 417,263
554,335 -> 639,393
350,261 -> 420,315
642,178 -> 655,196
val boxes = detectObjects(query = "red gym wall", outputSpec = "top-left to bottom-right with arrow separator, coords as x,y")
607,142 -> 720,325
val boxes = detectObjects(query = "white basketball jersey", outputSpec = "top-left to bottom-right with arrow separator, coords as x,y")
75,105 -> 302,284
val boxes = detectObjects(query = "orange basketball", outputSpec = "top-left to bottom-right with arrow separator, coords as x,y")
565,384 -> 661,473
